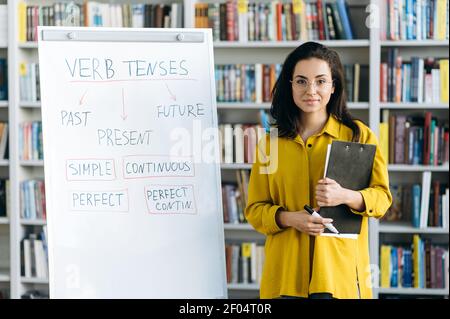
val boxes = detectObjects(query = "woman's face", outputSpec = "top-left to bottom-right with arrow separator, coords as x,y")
291,58 -> 335,115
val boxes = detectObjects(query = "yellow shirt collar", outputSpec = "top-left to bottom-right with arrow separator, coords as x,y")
294,114 -> 341,143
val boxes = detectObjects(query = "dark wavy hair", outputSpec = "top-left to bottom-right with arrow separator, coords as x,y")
270,41 -> 360,142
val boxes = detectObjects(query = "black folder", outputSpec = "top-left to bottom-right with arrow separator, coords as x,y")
320,140 -> 376,234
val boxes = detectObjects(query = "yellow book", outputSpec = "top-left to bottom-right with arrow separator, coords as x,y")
440,59 -> 449,103
299,0 -> 308,41
413,234 -> 420,288
379,122 -> 389,164
436,0 -> 447,40
241,243 -> 251,258
18,1 -> 27,43
380,245 -> 391,288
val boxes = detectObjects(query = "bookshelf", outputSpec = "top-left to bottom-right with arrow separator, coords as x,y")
1,0 -> 448,299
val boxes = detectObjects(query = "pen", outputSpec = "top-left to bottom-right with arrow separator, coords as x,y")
303,205 -> 339,234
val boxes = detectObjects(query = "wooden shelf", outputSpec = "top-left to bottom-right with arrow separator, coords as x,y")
217,103 -> 271,110
217,102 -> 368,110
377,287 -> 449,295
20,160 -> 44,167
18,42 -> 38,49
0,273 -> 10,282
214,40 -> 370,48
20,219 -> 46,226
381,40 -> 449,47
227,283 -> 259,290
380,102 -> 449,109
21,277 -> 49,284
379,224 -> 449,234
224,223 -> 253,231
221,163 -> 252,170
388,164 -> 449,172
19,101 -> 41,108
0,160 -> 9,166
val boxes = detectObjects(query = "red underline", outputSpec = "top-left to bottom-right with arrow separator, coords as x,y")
70,78 -> 198,83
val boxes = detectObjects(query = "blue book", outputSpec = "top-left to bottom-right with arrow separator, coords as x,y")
412,184 -> 421,227
259,110 -> 270,133
405,0 -> 411,40
336,0 -> 353,39
0,59 -> 7,100
430,119 -> 436,165
390,247 -> 398,287
417,127 -> 424,164
402,248 -> 413,287
406,64 -> 411,101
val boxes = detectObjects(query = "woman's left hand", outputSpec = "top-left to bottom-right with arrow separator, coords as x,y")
315,177 -> 348,207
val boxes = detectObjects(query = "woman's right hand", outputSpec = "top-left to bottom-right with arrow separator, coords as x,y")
276,208 -> 333,236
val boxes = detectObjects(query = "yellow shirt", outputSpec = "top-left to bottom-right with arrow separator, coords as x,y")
245,115 -> 392,299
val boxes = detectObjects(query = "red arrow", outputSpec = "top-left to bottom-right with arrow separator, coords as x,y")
79,90 -> 88,106
120,88 -> 127,120
165,83 -> 177,101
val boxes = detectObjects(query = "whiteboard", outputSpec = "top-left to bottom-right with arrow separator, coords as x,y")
38,27 -> 227,298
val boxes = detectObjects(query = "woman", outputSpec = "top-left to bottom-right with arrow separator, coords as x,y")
245,42 -> 392,299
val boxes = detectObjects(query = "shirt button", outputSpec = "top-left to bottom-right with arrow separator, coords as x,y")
308,144 -> 312,148
369,209 -> 373,213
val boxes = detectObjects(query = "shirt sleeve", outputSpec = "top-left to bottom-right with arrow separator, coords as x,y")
350,126 -> 393,218
244,137 -> 284,236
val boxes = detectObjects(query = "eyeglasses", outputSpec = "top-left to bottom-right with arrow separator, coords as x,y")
290,78 -> 334,91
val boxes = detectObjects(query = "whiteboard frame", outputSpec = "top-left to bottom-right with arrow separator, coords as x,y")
38,26 -> 228,299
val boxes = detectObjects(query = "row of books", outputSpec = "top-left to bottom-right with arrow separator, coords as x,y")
380,236 -> 449,289
20,179 -> 46,221
384,177 -> 449,228
219,121 -> 267,164
381,51 -> 449,103
0,58 -> 7,100
380,111 -> 449,166
216,64 -> 282,103
222,170 -> 250,224
195,0 -> 355,42
380,0 -> 449,41
21,228 -> 49,279
216,63 -> 368,103
18,1 -> 183,42
0,122 -> 8,160
0,179 -> 9,218
19,121 -> 43,161
225,242 -> 265,284
343,64 -> 369,102
19,62 -> 40,102
0,5 -> 6,47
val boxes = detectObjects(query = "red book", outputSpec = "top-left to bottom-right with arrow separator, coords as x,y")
316,0 -> 325,40
276,3 -> 283,41
395,56 -> 402,102
434,126 -> 439,166
263,65 -> 271,102
226,0 -> 235,41
380,63 -> 388,102
423,112 -> 432,165
433,181 -> 440,226
445,131 -> 449,164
